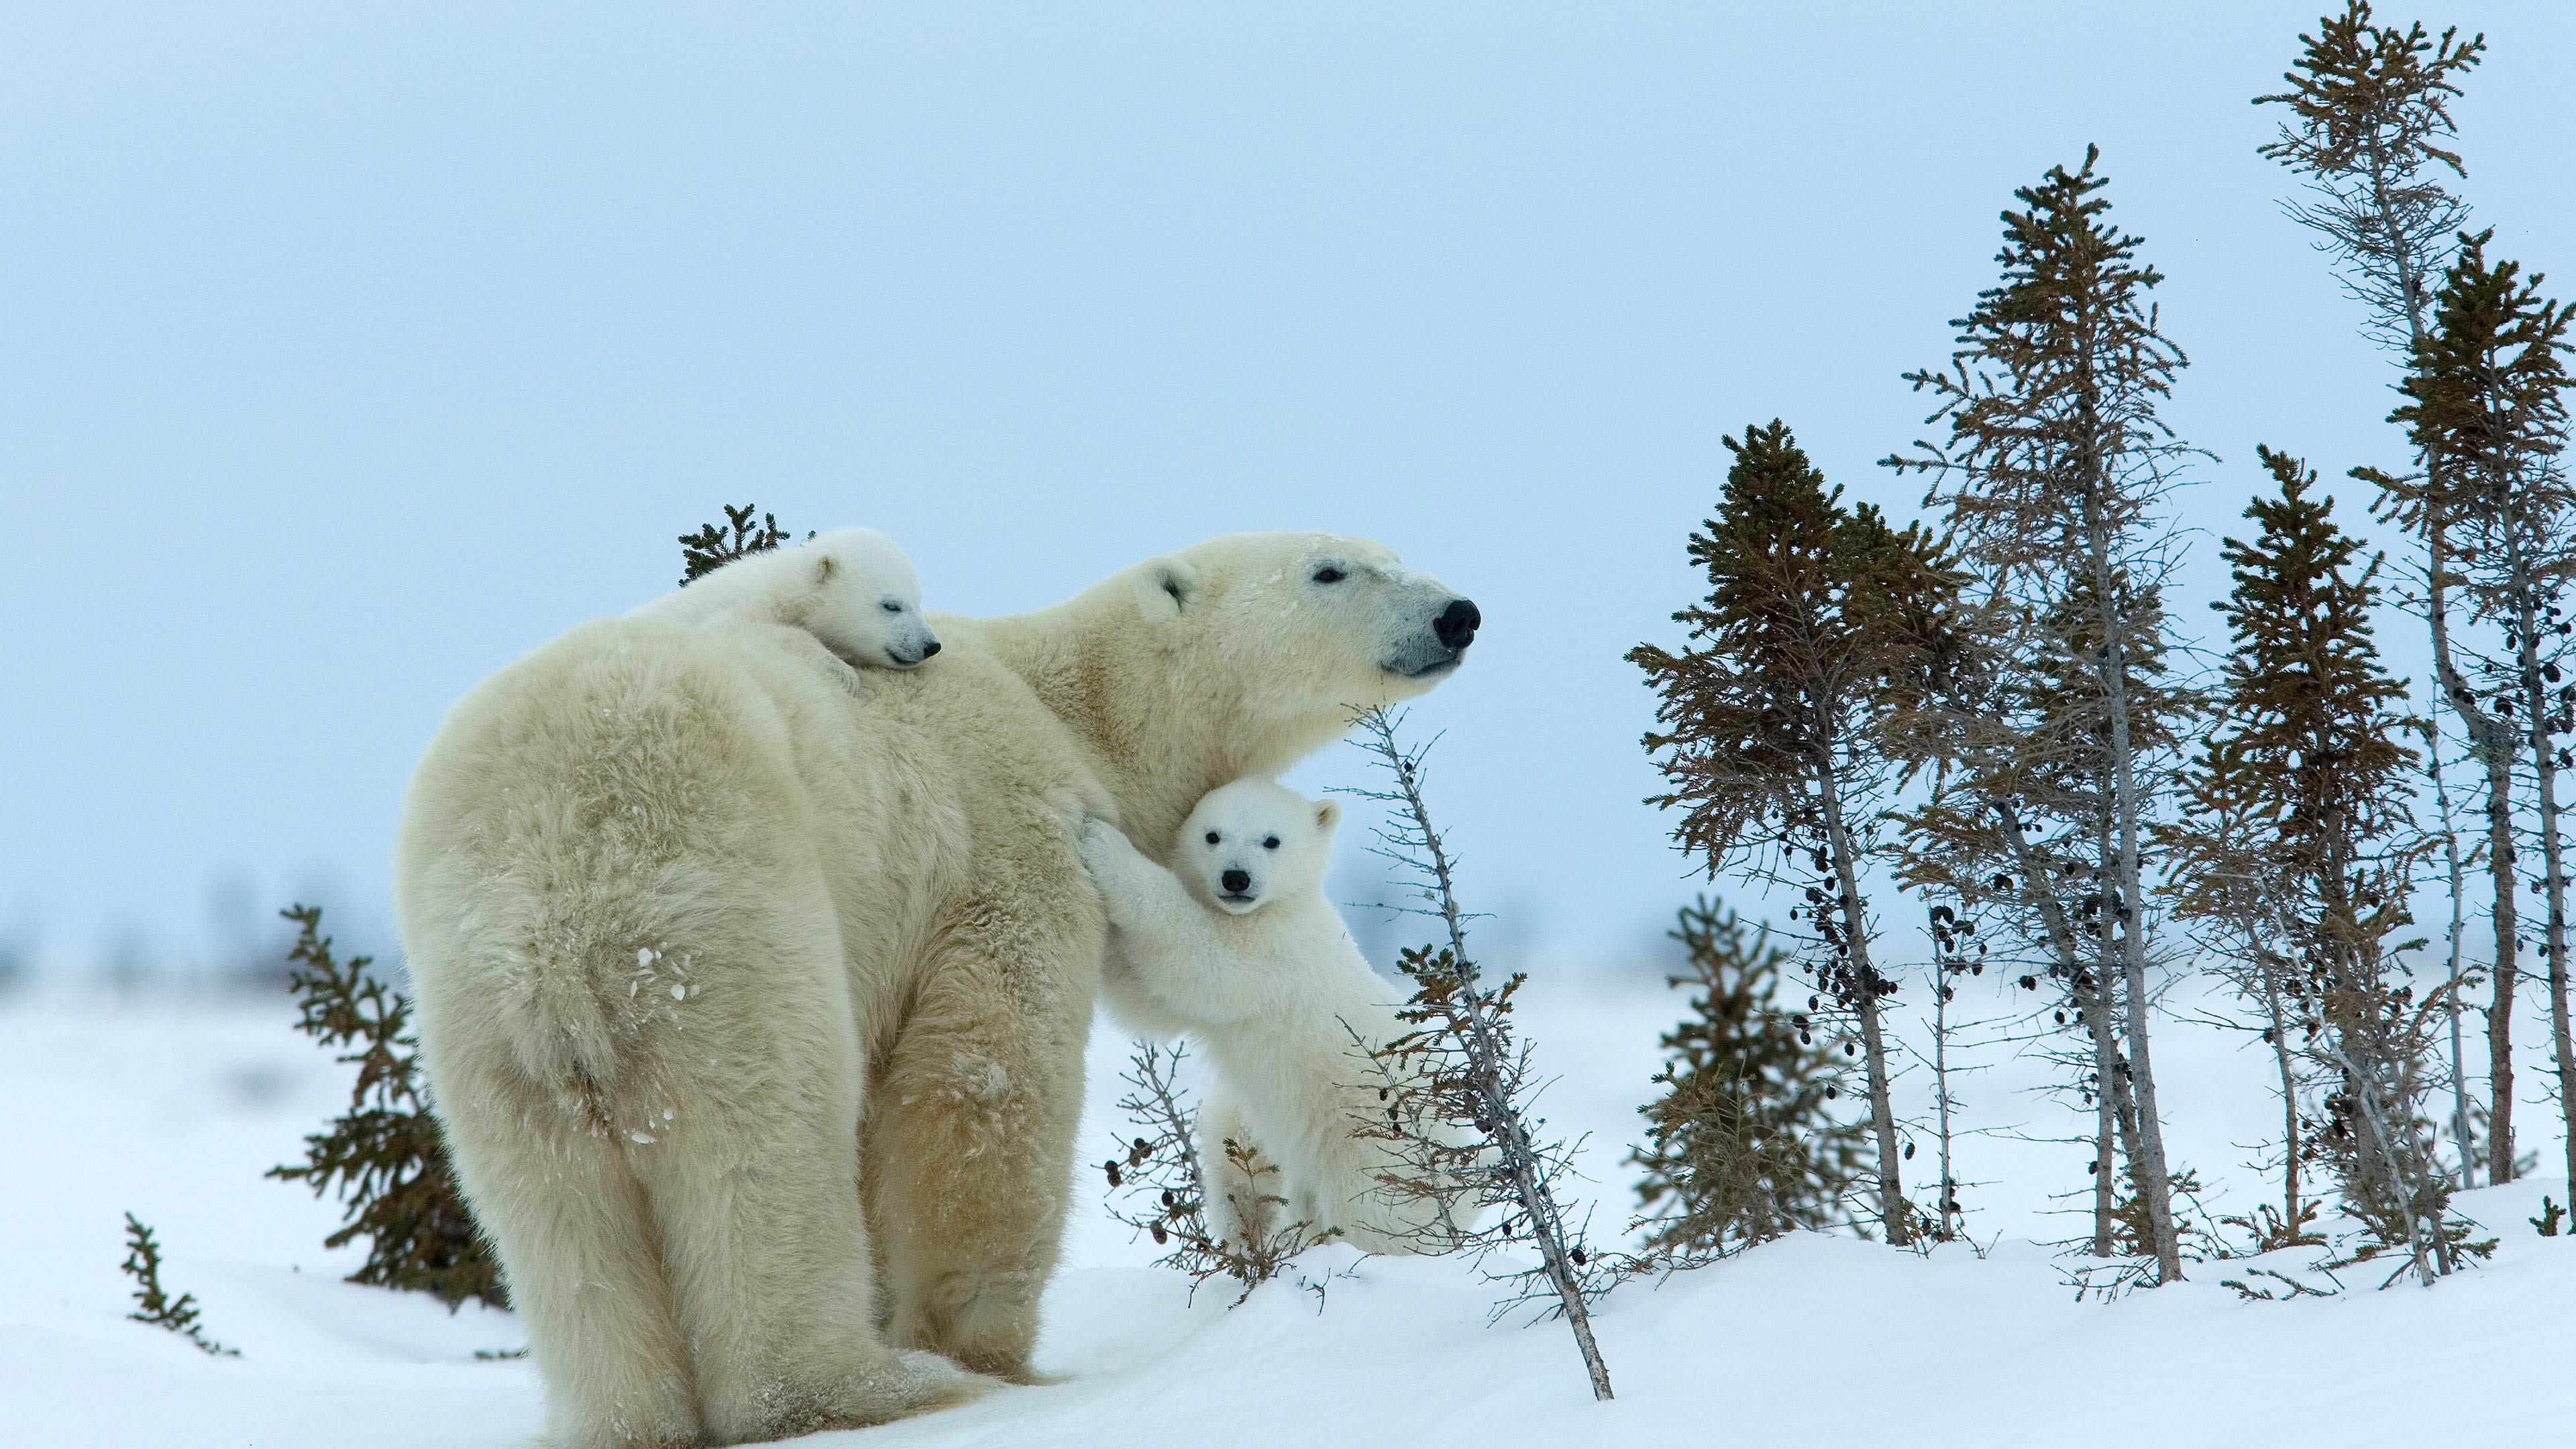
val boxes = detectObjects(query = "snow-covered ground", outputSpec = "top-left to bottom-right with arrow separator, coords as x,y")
8,974 -> 2575,1448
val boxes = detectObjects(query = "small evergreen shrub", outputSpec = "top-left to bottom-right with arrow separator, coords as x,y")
1630,897 -> 1864,1258
676,503 -> 796,585
121,1213 -> 236,1356
268,905 -> 504,1311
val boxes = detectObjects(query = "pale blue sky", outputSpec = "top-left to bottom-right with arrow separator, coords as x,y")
3,3 -> 2571,980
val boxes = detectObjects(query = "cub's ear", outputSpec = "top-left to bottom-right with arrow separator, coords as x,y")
1315,798 -> 1342,833
1133,555 -> 1200,621
811,553 -> 839,587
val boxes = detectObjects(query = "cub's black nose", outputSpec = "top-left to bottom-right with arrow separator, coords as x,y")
1221,869 -> 1252,894
919,641 -> 941,658
1434,598 -> 1481,651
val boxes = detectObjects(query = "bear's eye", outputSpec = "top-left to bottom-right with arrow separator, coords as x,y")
1263,836 -> 1280,850
880,600 -> 904,613
1205,831 -> 1220,845
1311,566 -> 1346,584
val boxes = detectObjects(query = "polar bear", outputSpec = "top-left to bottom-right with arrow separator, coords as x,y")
1080,779 -> 1473,1256
627,526 -> 941,673
394,534 -> 1478,1448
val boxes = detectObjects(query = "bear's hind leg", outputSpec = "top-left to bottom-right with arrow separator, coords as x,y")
631,933 -> 994,1442
867,919 -> 1095,1383
433,1053 -> 701,1449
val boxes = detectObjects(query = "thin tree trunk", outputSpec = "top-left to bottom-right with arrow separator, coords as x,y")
2514,566 -> 2576,1206
2429,739 -> 2477,1189
1819,759 -> 1908,1246
2082,493 -> 2183,1283
2259,959 -> 2304,1232
2478,693 -> 2522,1185
1925,903 -> 1960,1242
1994,798 -> 2123,1253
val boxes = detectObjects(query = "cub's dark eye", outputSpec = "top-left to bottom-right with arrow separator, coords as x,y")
1312,566 -> 1345,584
1263,837 -> 1280,850
881,600 -> 904,613
1205,831 -> 1221,845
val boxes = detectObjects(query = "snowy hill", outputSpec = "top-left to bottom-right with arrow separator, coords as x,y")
8,980 -> 2575,1448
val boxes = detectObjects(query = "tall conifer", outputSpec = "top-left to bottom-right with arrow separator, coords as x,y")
1887,148 -> 2198,1284
2389,236 -> 2576,1205
2257,3 -> 2516,1183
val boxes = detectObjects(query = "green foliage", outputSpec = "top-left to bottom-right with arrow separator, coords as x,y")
1629,898 -> 1864,1257
2532,1197 -> 2565,1237
677,503 -> 795,586
1887,146 -> 2198,586
1631,420 -> 1962,870
121,1213 -> 236,1356
268,906 -> 504,1311
2256,2 -> 2482,355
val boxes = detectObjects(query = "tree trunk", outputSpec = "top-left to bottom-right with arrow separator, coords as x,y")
1925,904 -> 1960,1243
2429,743 -> 2476,1189
2259,959 -> 2303,1232
2082,484 -> 2183,1284
1818,759 -> 1908,1246
1995,798 -> 2123,1253
2514,565 -> 2576,1206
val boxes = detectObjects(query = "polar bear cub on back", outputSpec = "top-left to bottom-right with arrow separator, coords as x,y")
1081,777 -> 1468,1255
629,526 -> 941,671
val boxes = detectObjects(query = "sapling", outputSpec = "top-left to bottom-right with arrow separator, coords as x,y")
120,1213 -> 236,1357
1097,1039 -> 1324,1303
1629,897 -> 1864,1257
1346,706 -> 1614,1401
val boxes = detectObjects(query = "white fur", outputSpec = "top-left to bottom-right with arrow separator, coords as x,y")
629,526 -> 941,671
1081,779 -> 1472,1255
397,535 -> 1477,1446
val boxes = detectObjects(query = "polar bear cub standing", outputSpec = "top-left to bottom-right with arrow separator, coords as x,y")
629,525 -> 942,670
1081,778 -> 1468,1255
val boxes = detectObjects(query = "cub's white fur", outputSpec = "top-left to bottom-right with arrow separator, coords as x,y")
1081,778 -> 1468,1254
629,525 -> 941,670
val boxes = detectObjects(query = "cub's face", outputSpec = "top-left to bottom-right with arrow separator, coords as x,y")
1130,533 -> 1480,738
804,529 -> 942,669
1172,778 -> 1342,916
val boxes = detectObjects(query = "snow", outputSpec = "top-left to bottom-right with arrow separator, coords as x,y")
8,979 -> 2576,1448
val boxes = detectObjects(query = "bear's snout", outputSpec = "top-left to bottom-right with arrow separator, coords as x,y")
1434,598 -> 1481,651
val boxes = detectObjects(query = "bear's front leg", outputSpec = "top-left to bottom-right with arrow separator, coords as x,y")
865,876 -> 1102,1383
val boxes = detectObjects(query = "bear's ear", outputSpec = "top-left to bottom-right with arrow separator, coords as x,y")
811,553 -> 839,588
1315,798 -> 1342,833
1133,555 -> 1199,622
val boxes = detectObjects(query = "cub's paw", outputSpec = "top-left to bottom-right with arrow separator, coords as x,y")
1078,819 -> 1147,885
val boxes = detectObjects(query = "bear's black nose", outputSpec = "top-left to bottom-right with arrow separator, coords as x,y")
919,641 -> 941,658
1221,869 -> 1252,894
1435,598 -> 1481,651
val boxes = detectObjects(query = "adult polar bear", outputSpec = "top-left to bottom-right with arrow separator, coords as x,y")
394,533 -> 1479,1448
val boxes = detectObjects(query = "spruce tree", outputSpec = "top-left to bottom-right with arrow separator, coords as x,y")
1630,897 -> 1866,1256
2390,235 -> 2576,1205
2168,449 -> 2478,1279
2257,3 -> 2516,1184
1887,148 -> 2199,1284
1633,419 -> 1961,1246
